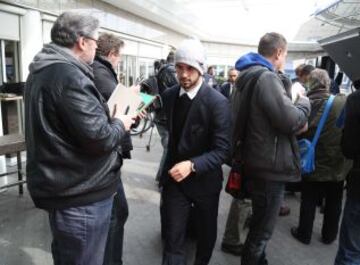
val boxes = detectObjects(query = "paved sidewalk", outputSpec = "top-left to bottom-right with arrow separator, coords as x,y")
0,132 -> 340,265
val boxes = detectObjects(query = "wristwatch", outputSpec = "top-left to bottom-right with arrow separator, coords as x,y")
190,161 -> 196,172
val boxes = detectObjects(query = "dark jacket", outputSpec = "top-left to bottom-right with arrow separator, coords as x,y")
342,89 -> 360,199
161,82 -> 231,196
233,52 -> 310,182
25,43 -> 126,209
92,55 -> 133,158
220,82 -> 233,99
155,63 -> 178,125
92,55 -> 118,100
157,63 -> 177,95
203,73 -> 219,90
301,88 -> 351,182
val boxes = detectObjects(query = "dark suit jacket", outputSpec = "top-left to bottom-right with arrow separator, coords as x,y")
220,82 -> 232,99
160,82 -> 231,196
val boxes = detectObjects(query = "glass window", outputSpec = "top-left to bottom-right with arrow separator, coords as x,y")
0,42 -> 3,86
127,56 -> 136,87
139,60 -> 147,80
216,65 -> 225,78
118,58 -> 126,86
148,63 -> 154,77
5,41 -> 19,83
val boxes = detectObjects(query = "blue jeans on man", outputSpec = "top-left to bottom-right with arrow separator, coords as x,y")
241,179 -> 285,265
334,196 -> 360,265
48,196 -> 114,265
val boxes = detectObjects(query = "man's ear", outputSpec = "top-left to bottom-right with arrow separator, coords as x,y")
77,36 -> 86,52
276,48 -> 282,60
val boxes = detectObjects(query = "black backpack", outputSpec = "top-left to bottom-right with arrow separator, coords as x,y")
231,68 -> 266,161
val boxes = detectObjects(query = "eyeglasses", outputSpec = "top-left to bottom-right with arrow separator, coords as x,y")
83,36 -> 98,43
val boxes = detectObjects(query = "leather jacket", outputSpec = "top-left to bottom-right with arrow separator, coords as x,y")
25,44 -> 127,209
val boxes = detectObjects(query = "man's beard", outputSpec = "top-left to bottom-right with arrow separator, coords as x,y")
180,76 -> 201,90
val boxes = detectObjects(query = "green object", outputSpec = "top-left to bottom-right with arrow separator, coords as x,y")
136,92 -> 155,113
140,92 -> 155,105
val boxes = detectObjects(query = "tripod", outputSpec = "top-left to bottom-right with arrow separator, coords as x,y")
130,112 -> 155,151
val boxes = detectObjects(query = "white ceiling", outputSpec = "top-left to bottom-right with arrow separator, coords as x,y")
295,0 -> 360,41
102,0 -> 356,45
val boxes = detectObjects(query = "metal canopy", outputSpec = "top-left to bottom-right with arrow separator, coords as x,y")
318,27 -> 360,81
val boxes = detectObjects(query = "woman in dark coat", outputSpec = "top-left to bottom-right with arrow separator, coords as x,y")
291,69 -> 352,245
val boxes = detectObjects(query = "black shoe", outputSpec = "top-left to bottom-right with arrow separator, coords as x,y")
321,237 -> 335,245
290,227 -> 311,245
221,243 -> 243,256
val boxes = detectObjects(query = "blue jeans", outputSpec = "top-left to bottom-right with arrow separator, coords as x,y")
335,196 -> 360,265
48,196 -> 114,265
103,180 -> 129,265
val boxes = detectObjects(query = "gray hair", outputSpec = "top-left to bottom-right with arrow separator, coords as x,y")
51,12 -> 99,48
308,68 -> 331,90
258,32 -> 287,57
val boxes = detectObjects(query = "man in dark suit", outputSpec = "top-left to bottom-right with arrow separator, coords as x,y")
160,38 -> 231,265
220,67 -> 238,98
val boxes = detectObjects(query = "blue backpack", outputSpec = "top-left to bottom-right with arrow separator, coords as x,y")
298,95 -> 335,175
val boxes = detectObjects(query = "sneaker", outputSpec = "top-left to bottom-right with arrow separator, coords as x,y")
221,243 -> 243,256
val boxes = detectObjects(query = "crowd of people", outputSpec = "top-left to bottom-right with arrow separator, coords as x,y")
23,11 -> 360,265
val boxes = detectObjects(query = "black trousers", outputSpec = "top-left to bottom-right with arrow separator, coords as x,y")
162,181 -> 220,265
103,179 -> 129,265
297,181 -> 344,243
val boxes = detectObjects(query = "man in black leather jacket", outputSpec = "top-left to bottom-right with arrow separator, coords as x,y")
25,12 -> 134,265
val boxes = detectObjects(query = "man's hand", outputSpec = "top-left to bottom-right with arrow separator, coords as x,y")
296,122 -> 308,135
137,109 -> 147,120
130,84 -> 141,94
169,160 -> 193,182
118,115 -> 136,131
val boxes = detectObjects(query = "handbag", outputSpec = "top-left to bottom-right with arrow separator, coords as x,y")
225,163 -> 243,198
298,95 -> 335,174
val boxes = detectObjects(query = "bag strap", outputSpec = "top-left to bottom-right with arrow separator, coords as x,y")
311,95 -> 335,147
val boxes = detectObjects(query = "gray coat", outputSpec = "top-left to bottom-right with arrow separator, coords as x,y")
233,65 -> 310,182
